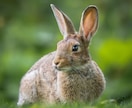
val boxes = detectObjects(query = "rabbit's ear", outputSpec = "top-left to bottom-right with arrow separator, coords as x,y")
79,6 -> 98,41
50,4 -> 75,38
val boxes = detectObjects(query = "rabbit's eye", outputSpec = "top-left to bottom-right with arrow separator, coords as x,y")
72,45 -> 79,52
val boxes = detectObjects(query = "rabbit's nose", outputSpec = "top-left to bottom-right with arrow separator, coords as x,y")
53,59 -> 61,70
54,61 -> 60,66
53,58 -> 61,67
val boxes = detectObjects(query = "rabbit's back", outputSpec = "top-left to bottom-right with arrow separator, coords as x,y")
17,51 -> 58,105
28,51 -> 56,72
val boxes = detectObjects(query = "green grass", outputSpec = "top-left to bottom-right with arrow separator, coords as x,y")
1,95 -> 132,108
1,100 -> 132,108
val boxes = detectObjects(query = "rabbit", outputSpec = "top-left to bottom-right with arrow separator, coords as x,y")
17,4 -> 106,106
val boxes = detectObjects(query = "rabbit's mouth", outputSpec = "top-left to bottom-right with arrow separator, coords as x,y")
53,65 -> 72,72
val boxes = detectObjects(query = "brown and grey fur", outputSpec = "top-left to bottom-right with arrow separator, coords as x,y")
17,4 -> 106,106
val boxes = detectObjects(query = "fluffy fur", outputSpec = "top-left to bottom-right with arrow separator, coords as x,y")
17,4 -> 106,106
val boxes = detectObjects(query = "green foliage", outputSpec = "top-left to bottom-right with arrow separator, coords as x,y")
98,38 -> 132,71
0,0 -> 132,107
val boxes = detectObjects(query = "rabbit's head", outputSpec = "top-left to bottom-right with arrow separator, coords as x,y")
51,4 -> 98,72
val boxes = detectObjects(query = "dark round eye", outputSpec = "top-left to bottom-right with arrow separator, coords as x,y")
72,45 -> 79,52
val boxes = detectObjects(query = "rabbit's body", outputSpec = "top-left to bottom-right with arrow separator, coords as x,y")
17,4 -> 106,106
17,51 -> 105,105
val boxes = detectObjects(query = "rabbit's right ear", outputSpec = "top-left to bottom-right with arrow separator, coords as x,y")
79,6 -> 98,41
50,4 -> 76,38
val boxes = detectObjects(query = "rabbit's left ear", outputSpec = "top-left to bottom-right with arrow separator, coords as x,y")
50,4 -> 76,38
79,6 -> 98,41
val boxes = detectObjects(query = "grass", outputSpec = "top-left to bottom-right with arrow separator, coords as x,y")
0,96 -> 132,108
1,100 -> 132,108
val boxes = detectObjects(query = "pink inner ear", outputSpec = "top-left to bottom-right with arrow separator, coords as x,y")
83,9 -> 97,38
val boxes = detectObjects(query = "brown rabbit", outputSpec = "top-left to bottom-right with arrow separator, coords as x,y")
17,4 -> 106,106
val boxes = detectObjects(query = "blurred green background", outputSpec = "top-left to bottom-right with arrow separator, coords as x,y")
0,0 -> 132,107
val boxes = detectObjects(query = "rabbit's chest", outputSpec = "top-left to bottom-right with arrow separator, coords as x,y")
57,71 -> 96,102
